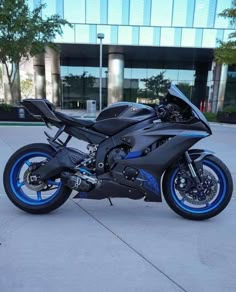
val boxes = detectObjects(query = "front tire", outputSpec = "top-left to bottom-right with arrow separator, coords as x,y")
3,143 -> 72,214
163,155 -> 233,220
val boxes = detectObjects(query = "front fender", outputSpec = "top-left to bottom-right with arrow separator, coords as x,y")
188,149 -> 214,161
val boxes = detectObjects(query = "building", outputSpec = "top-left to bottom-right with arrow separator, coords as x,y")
3,0 -> 235,111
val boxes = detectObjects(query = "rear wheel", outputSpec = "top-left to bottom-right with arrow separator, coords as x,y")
3,143 -> 72,214
163,155 -> 233,220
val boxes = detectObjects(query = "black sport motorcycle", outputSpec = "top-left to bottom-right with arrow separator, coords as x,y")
3,85 -> 233,220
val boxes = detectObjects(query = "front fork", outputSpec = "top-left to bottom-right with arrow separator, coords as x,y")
184,151 -> 204,191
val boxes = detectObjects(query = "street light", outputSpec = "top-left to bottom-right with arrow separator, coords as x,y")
97,33 -> 104,112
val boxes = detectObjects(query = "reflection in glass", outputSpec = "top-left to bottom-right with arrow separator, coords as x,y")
108,0 -> 122,25
223,30 -> 235,42
124,68 -> 195,104
182,28 -> 196,47
139,27 -> 153,46
118,26 -> 133,45
172,0 -> 188,27
86,0 -> 100,24
160,28 -> 175,46
130,0 -> 144,25
215,0 -> 231,28
151,0 -> 173,26
194,0 -> 210,27
61,66 -> 108,109
202,29 -> 217,48
64,0 -> 85,23
42,0 -> 56,18
55,25 -> 75,43
75,25 -> 90,43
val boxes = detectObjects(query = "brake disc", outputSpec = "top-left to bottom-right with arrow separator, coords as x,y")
176,169 -> 218,205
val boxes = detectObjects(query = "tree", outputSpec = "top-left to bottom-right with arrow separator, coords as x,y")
138,71 -> 171,99
177,82 -> 192,99
215,0 -> 236,64
0,0 -> 70,104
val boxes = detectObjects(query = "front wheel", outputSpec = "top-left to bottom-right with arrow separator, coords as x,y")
163,155 -> 233,220
3,143 -> 72,214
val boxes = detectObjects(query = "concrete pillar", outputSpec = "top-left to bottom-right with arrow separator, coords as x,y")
108,53 -> 124,105
211,62 -> 221,113
49,48 -> 61,107
217,64 -> 228,111
211,63 -> 228,112
33,53 -> 46,99
192,63 -> 209,109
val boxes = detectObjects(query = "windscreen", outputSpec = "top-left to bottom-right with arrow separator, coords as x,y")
168,84 -> 210,129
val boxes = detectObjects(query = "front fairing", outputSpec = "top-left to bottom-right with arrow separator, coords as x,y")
167,84 -> 211,133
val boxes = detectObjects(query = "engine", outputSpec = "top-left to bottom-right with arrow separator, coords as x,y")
106,147 -> 127,170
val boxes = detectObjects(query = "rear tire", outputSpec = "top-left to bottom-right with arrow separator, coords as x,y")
3,143 -> 72,214
163,155 -> 233,220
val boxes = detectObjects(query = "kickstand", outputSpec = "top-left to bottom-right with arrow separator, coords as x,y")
108,198 -> 113,206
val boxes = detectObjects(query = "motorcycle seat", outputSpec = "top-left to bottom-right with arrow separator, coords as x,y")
55,111 -> 95,128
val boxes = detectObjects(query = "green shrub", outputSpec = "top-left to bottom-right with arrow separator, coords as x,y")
0,103 -> 13,112
222,105 -> 236,113
203,112 -> 217,122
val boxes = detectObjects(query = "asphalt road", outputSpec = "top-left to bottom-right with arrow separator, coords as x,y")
0,124 -> 236,292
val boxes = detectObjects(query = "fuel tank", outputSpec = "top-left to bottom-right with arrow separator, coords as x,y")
92,102 -> 156,136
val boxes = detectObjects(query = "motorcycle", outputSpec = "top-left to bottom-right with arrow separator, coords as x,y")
3,85 -> 233,220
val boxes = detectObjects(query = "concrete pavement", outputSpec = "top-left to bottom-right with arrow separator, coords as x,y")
0,124 -> 236,292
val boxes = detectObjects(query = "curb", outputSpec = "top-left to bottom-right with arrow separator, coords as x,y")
0,122 -> 45,126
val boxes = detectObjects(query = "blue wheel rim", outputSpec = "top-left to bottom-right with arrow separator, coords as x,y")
10,151 -> 62,206
170,160 -> 227,214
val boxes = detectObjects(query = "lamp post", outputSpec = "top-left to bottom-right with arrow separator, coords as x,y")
97,33 -> 104,112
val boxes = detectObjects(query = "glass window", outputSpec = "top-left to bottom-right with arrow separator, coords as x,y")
111,26 -> 118,44
139,27 -> 153,46
194,0 -> 210,27
56,0 -> 64,17
64,0 -> 85,23
207,0 -> 217,27
186,0 -> 195,26
118,26 -> 133,45
75,25 -> 90,43
100,0 -> 108,24
160,28 -> 175,46
122,0 -> 129,25
195,28 -> 203,46
182,28 -> 196,47
223,30 -> 234,42
42,0 -> 56,18
97,25 -> 111,44
143,0 -> 152,25
153,27 -> 161,45
172,0 -> 188,27
151,0 -> 173,26
174,28 -> 181,46
202,29 -> 217,47
132,27 -> 139,45
215,0 -> 231,28
55,25 -> 75,43
108,0 -> 122,25
130,0 -> 144,25
86,0 -> 100,24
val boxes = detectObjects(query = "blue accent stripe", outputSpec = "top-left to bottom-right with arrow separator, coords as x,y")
179,133 -> 209,138
126,151 -> 142,159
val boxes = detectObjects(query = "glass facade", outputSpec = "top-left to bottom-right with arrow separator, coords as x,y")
38,0 -> 232,48
31,0 -> 235,109
61,63 -> 213,108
